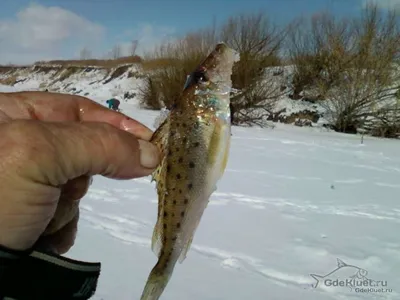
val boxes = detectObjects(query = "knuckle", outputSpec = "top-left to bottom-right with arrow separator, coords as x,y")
91,122 -> 126,145
97,123 -> 125,156
6,120 -> 50,154
3,120 -> 38,152
0,120 -> 58,181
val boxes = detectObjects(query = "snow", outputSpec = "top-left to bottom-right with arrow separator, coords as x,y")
0,64 -> 330,124
1,83 -> 400,300
0,64 -> 144,106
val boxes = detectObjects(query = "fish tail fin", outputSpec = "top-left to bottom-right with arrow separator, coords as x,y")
140,264 -> 172,300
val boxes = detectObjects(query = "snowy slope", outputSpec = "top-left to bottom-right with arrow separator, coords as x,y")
0,64 -> 145,106
1,84 -> 400,300
0,64 -> 329,129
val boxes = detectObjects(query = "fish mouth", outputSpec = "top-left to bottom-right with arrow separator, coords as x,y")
204,42 -> 239,85
204,43 -> 240,84
185,43 -> 240,95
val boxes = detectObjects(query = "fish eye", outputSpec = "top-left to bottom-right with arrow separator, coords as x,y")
193,67 -> 209,83
183,67 -> 209,91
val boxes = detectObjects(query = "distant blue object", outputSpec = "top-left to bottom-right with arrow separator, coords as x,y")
183,74 -> 191,90
106,98 -> 120,110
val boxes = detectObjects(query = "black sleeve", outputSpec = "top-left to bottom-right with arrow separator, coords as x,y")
0,244 -> 101,300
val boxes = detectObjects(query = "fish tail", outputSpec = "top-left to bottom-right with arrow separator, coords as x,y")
140,263 -> 172,300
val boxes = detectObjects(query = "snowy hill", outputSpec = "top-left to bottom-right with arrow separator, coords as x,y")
1,82 -> 399,300
2,63 -> 398,139
0,63 -> 331,130
0,64 -> 144,106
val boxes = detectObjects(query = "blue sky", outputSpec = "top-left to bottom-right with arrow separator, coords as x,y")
0,0 -> 397,64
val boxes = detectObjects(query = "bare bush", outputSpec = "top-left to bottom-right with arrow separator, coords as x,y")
321,4 -> 400,135
220,12 -> 286,126
232,68 -> 284,127
139,12 -> 286,127
287,4 -> 400,136
138,77 -> 163,110
322,69 -> 397,133
350,4 -> 399,82
138,27 -> 218,109
287,12 -> 354,100
370,100 -> 400,138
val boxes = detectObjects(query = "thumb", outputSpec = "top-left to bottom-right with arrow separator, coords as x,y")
6,120 -> 160,185
49,121 -> 160,182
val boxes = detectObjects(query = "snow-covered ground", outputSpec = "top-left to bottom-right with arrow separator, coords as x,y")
1,84 -> 400,299
0,64 -> 329,128
0,64 -> 145,105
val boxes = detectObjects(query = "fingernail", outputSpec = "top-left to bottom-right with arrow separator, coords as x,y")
138,139 -> 160,169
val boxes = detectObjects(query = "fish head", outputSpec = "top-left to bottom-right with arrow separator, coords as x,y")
181,43 -> 239,117
194,43 -> 238,86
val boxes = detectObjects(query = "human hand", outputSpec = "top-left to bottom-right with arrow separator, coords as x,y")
0,91 -> 159,254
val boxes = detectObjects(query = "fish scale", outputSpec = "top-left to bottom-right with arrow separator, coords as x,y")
140,43 -> 239,300
152,110 -> 212,262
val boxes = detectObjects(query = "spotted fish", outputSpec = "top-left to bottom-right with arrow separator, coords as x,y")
140,42 -> 240,300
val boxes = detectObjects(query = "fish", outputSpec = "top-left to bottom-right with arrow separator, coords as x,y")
139,42 -> 240,300
310,258 -> 369,290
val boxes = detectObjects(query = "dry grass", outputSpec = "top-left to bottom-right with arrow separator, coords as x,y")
57,67 -> 81,81
104,65 -> 131,84
141,58 -> 181,71
138,77 -> 163,110
138,27 -> 218,109
0,75 -> 18,86
0,66 -> 19,74
34,55 -> 142,68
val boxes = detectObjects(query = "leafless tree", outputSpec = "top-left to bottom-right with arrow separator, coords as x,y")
79,47 -> 92,60
111,45 -> 122,59
219,12 -> 287,126
287,12 -> 354,100
139,27 -> 218,109
320,4 -> 400,135
130,40 -> 138,56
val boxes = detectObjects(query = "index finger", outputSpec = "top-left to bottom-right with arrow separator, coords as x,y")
0,91 -> 153,141
77,95 -> 153,141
